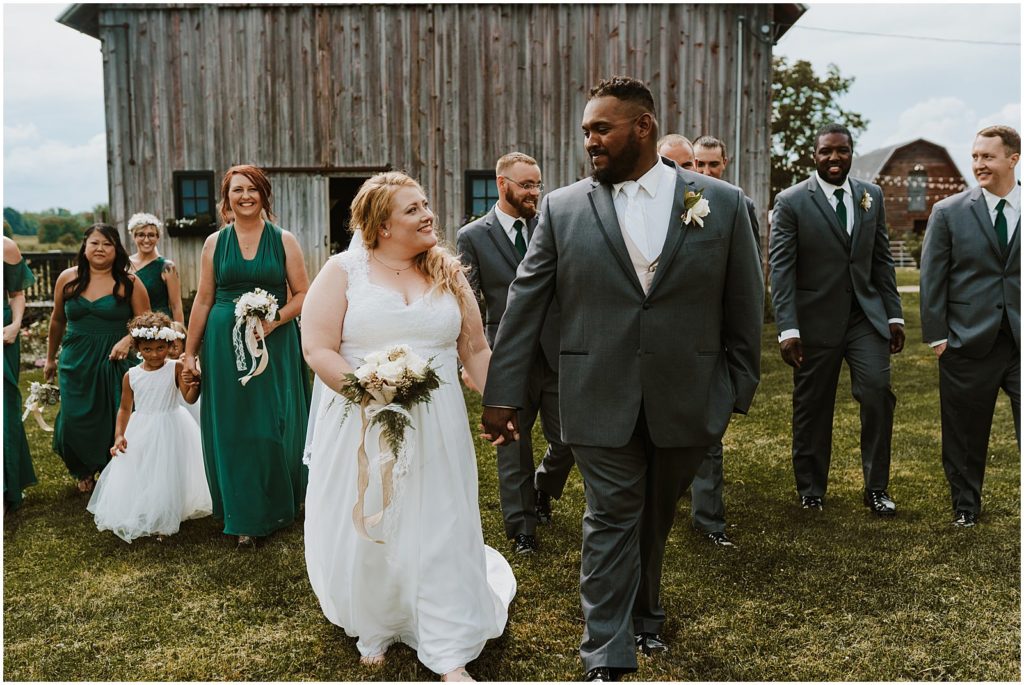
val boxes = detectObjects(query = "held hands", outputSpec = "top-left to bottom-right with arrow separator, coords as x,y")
889,323 -> 906,354
2,322 -> 18,345
109,337 -> 133,361
110,434 -> 127,456
181,366 -> 201,388
461,367 -> 480,393
480,406 -> 520,446
779,337 -> 804,369
183,354 -> 201,378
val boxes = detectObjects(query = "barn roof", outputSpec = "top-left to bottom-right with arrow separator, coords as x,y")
59,3 -> 809,41
849,138 -> 965,182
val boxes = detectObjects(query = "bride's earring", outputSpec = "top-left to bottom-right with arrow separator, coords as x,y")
382,229 -> 391,238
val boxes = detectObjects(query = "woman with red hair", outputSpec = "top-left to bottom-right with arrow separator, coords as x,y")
184,165 -> 311,547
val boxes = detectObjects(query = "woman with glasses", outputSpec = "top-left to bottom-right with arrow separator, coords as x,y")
127,213 -> 185,325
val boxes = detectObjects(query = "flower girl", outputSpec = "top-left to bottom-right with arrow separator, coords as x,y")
167,321 -> 200,424
87,312 -> 212,542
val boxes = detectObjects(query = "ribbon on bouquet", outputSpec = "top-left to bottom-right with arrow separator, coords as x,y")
21,405 -> 53,432
232,314 -> 270,386
352,398 -> 413,543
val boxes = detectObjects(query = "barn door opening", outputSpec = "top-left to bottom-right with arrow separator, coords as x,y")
329,177 -> 370,255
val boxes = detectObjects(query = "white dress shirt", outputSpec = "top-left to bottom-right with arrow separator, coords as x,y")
928,182 -> 1020,347
494,204 -> 529,248
611,160 -> 677,262
778,173 -> 903,342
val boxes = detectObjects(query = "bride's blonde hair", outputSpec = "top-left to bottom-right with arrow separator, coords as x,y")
349,172 -> 477,333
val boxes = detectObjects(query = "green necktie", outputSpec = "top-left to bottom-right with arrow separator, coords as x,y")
833,188 -> 848,232
995,199 -> 1008,250
513,219 -> 527,258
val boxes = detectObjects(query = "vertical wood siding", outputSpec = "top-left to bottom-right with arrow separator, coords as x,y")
97,3 -> 774,294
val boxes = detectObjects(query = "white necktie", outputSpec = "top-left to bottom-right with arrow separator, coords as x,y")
621,181 -> 650,259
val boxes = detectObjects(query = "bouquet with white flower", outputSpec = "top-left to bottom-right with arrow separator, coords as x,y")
338,344 -> 442,541
232,288 -> 280,386
22,381 -> 60,432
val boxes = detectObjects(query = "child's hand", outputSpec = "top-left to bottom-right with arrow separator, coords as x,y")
110,435 -> 127,456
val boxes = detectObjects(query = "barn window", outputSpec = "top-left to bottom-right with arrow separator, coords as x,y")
908,165 -> 927,212
464,170 -> 499,222
173,171 -> 216,219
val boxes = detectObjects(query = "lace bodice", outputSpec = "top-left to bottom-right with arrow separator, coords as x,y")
332,248 -> 463,364
128,360 -> 182,415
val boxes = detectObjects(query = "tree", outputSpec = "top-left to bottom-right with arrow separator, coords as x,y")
771,57 -> 868,205
3,207 -> 37,236
37,214 -> 84,245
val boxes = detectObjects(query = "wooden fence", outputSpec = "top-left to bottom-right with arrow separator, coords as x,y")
22,252 -> 76,305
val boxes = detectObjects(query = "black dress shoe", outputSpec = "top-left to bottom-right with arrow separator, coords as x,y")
513,533 -> 537,554
584,667 -> 619,682
705,531 -> 736,547
801,495 -> 824,510
864,489 -> 897,517
952,510 -> 978,527
635,632 -> 669,655
535,489 -> 553,525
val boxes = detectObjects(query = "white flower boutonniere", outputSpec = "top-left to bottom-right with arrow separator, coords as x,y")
860,190 -> 872,211
681,189 -> 711,228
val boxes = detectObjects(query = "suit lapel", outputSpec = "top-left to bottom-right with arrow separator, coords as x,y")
968,187 -> 1003,259
483,210 -> 522,271
587,181 -> 644,294
848,178 -> 869,256
807,176 -> 851,250
647,170 -> 694,296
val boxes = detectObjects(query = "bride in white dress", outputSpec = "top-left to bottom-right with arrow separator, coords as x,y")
301,172 -> 515,682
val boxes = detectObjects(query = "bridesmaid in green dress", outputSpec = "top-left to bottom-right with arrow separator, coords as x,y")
127,213 -> 185,324
45,225 -> 150,493
3,236 -> 37,512
184,165 -> 311,547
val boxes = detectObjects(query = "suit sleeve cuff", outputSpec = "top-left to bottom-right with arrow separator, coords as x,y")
778,329 -> 800,342
928,339 -> 948,348
888,318 -> 905,325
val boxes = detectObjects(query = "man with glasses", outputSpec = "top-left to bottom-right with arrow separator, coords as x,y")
456,152 -> 574,555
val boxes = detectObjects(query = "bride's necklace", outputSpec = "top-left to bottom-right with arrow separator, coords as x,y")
372,250 -> 415,276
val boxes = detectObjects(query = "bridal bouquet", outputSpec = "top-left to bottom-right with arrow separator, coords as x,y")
339,344 -> 443,541
22,381 -> 60,432
232,288 -> 279,386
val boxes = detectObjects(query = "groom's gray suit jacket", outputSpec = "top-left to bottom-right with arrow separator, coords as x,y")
920,184 -> 1021,357
483,158 -> 764,449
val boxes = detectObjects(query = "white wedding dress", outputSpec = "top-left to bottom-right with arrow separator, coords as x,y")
304,244 -> 516,674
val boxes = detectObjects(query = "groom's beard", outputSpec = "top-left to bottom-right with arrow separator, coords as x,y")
590,132 -> 643,185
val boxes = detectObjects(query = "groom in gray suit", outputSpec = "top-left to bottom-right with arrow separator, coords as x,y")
482,77 -> 763,681
456,152 -> 575,554
920,125 -> 1021,527
769,123 -> 905,516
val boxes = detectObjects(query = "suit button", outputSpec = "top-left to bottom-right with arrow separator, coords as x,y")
642,303 -> 651,310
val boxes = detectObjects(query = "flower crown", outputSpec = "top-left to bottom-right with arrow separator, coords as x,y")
129,326 -> 185,342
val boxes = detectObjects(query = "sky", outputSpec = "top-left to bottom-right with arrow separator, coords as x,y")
1,2 -> 1022,212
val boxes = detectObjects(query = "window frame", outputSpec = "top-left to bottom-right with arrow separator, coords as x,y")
464,170 -> 499,222
907,166 -> 927,213
172,170 -> 216,219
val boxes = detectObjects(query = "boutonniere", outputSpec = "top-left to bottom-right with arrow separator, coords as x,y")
860,190 -> 872,211
681,189 -> 711,228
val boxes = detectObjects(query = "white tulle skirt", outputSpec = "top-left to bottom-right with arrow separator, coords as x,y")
304,356 -> 516,674
87,406 -> 212,542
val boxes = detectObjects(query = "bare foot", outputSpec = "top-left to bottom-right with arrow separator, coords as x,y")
441,667 -> 475,682
359,654 -> 386,667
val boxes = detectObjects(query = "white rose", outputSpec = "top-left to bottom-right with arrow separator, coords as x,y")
354,362 -> 376,382
406,353 -> 428,379
364,351 -> 388,366
387,344 -> 411,362
693,197 -> 711,217
377,360 -> 405,384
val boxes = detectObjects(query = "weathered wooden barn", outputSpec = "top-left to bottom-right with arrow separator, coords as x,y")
58,3 -> 806,295
849,138 -> 967,236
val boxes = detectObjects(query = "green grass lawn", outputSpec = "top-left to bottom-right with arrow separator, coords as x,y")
896,267 -> 920,288
4,293 -> 1019,681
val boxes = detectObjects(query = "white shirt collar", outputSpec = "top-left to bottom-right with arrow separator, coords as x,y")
612,160 -> 671,199
493,203 -> 525,233
815,172 -> 853,198
981,183 -> 1021,212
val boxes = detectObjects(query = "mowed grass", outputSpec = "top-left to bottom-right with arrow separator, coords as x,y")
4,290 -> 1019,681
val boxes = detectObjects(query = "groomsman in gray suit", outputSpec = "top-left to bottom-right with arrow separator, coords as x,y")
920,125 -> 1021,528
456,152 -> 574,554
656,133 -> 695,170
482,77 -> 763,681
769,123 -> 905,515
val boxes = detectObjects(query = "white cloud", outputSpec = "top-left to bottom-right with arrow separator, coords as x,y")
3,132 -> 107,211
3,123 -> 41,144
977,103 -> 1022,130
883,97 -> 978,147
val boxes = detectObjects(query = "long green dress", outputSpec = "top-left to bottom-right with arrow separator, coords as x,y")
4,259 -> 37,510
52,293 -> 135,480
134,256 -> 171,317
200,223 -> 310,536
